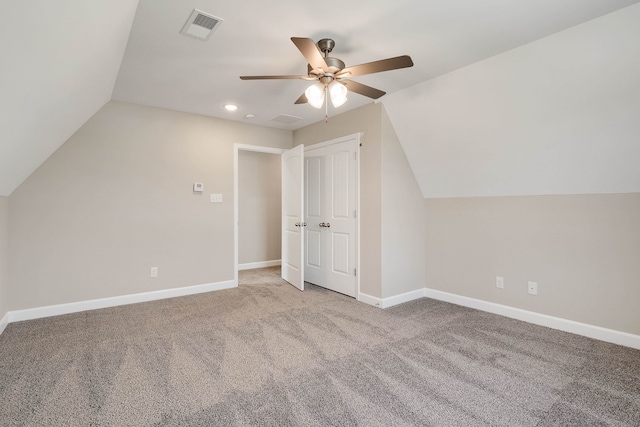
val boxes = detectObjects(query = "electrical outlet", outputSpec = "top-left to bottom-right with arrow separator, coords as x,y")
496,276 -> 504,289
150,267 -> 158,278
528,281 -> 537,295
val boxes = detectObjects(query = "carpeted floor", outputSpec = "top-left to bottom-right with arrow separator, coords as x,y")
0,266 -> 639,426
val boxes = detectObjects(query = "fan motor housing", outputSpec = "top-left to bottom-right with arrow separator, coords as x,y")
307,57 -> 345,77
317,38 -> 335,54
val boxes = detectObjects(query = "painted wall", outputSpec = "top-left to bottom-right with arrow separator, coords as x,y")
425,194 -> 640,335
0,196 -> 8,321
381,109 -> 426,298
383,3 -> 640,198
293,103 -> 383,298
0,0 -> 139,196
8,101 -> 291,311
238,151 -> 281,265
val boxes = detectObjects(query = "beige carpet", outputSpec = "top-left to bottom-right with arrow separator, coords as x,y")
0,266 -> 639,426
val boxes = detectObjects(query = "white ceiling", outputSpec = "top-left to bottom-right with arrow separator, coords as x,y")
1,0 -> 639,196
113,0 -> 639,131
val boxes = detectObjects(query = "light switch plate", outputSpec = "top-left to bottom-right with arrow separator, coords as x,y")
193,183 -> 204,192
210,193 -> 222,203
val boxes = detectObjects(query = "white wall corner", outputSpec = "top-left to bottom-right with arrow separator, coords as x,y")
8,280 -> 237,324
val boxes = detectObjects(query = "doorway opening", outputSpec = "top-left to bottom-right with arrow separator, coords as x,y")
233,144 -> 286,286
233,135 -> 360,299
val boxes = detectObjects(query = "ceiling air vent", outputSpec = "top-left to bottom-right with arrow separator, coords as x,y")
270,114 -> 302,125
180,9 -> 223,41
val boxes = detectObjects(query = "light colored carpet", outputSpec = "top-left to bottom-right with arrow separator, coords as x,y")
0,266 -> 638,426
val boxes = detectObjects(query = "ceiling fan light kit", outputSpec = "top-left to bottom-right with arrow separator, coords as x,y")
305,82 -> 325,109
329,81 -> 348,108
240,37 -> 413,120
304,81 -> 347,109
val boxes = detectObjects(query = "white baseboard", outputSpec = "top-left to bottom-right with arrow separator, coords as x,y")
357,292 -> 382,308
358,287 -> 640,349
359,288 -> 425,309
0,312 -> 8,336
357,288 -> 425,308
3,280 -> 638,350
7,280 -> 236,324
422,288 -> 640,350
238,260 -> 281,271
380,288 -> 426,309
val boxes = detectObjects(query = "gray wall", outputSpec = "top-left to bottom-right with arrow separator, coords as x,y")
381,109 -> 426,298
294,103 -> 383,298
8,101 -> 292,311
379,4 -> 640,336
424,193 -> 640,335
238,151 -> 281,265
0,196 -> 8,320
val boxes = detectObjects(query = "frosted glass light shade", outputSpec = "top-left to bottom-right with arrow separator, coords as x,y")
329,81 -> 347,108
305,83 -> 325,109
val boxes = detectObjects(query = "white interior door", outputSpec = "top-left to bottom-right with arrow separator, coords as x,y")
304,150 -> 325,288
304,137 -> 357,297
281,145 -> 304,290
325,140 -> 357,297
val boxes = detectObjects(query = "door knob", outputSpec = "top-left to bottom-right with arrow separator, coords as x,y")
295,222 -> 300,227
325,222 -> 330,228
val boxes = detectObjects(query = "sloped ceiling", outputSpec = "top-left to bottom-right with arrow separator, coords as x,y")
1,0 -> 639,196
384,3 -> 640,198
0,0 -> 139,196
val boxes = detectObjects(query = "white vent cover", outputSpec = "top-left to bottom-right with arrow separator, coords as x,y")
180,9 -> 223,41
270,114 -> 302,124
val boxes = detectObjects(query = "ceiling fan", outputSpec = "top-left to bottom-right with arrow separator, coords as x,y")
240,37 -> 414,114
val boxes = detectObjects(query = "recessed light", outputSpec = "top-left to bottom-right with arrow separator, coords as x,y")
224,104 -> 238,111
245,114 -> 256,119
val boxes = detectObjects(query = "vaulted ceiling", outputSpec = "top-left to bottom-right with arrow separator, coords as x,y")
1,0 -> 639,196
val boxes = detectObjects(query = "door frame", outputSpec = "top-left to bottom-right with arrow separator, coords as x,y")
233,143 -> 287,286
303,133 -> 361,299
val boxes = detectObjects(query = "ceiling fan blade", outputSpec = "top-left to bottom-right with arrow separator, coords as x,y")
338,55 -> 413,78
342,80 -> 386,99
294,92 -> 308,104
240,75 -> 312,80
291,37 -> 329,72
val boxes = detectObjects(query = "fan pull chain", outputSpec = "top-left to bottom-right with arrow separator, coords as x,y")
325,87 -> 328,123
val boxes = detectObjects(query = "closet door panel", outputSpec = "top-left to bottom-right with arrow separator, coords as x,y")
325,140 -> 357,297
330,150 -> 351,219
304,151 -> 326,287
